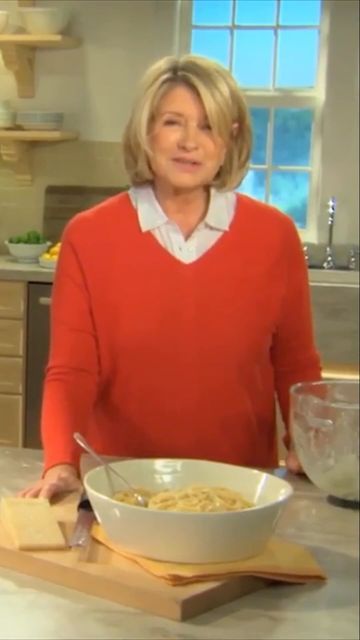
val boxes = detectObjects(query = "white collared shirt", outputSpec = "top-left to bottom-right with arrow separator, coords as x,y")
128,184 -> 236,264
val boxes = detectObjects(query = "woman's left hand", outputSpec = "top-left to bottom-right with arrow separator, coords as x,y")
285,449 -> 304,474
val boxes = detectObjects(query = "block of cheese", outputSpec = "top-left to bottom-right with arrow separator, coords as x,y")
0,497 -> 67,550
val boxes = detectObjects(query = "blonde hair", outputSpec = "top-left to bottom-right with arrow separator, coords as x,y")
122,55 -> 252,191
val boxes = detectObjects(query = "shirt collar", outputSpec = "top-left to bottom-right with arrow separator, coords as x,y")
129,184 -> 235,233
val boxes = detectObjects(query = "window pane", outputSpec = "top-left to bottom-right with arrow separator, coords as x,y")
276,29 -> 319,88
192,0 -> 232,26
273,108 -> 313,166
233,29 -> 274,88
279,0 -> 322,26
191,28 -> 231,67
250,107 -> 269,165
270,171 -> 310,228
235,0 -> 276,25
238,169 -> 266,200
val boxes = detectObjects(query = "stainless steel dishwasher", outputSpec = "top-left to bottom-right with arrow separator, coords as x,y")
24,282 -> 52,449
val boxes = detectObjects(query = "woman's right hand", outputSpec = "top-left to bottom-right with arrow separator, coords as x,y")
18,464 -> 81,500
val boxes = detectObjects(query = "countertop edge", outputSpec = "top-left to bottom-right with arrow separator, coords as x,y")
0,257 -> 358,286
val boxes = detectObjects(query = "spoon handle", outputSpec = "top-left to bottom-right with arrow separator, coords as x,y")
73,432 -> 107,468
73,431 -> 133,492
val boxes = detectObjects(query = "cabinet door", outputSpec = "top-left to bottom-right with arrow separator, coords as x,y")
0,357 -> 23,394
0,319 -> 23,356
0,281 -> 25,319
0,394 -> 22,447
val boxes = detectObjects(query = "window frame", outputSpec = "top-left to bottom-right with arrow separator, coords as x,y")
175,0 -> 331,243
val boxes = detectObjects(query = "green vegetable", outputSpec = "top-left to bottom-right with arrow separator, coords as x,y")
7,230 -> 48,245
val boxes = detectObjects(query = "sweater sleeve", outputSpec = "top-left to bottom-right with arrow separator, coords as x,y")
41,223 -> 100,472
271,217 -> 322,448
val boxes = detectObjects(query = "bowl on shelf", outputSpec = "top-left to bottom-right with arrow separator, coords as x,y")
0,10 -> 9,34
38,257 -> 57,270
16,110 -> 64,131
291,380 -> 359,505
5,231 -> 50,263
18,7 -> 68,35
84,458 -> 293,563
39,241 -> 61,269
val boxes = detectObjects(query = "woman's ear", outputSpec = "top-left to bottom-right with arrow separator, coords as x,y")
231,122 -> 239,137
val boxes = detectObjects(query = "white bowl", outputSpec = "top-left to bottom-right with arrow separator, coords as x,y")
18,7 -> 68,35
0,10 -> 9,34
39,257 -> 57,270
84,458 -> 293,563
5,241 -> 50,263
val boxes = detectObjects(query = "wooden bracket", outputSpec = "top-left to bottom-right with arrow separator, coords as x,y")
0,131 -> 78,185
0,43 -> 35,98
0,140 -> 32,185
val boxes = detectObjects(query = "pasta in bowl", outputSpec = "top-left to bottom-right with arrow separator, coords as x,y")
84,458 -> 293,563
114,485 -> 253,512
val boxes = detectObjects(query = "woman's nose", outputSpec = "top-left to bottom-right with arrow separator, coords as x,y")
178,124 -> 199,150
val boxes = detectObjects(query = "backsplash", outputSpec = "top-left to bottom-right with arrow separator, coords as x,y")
0,140 -> 128,252
43,185 -> 127,242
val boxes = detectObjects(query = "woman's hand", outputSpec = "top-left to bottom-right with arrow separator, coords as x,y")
285,449 -> 304,475
18,464 -> 81,500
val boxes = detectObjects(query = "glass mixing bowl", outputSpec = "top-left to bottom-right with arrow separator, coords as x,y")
290,380 -> 359,504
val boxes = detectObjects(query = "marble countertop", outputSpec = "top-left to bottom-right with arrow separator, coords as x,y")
0,447 -> 358,640
309,268 -> 359,287
0,256 -> 54,283
0,255 -> 358,286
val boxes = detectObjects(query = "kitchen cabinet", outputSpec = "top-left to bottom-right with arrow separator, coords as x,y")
0,357 -> 22,394
0,319 -> 23,356
0,395 -> 22,447
0,280 -> 25,317
0,281 -> 26,447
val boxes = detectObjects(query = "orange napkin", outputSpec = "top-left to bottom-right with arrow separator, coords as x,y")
91,523 -> 327,586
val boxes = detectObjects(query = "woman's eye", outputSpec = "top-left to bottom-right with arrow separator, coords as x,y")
163,118 -> 181,126
201,123 -> 212,131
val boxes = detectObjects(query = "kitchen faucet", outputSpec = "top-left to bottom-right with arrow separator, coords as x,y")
322,197 -> 336,270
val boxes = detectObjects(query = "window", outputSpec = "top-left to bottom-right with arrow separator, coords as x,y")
186,0 -> 325,235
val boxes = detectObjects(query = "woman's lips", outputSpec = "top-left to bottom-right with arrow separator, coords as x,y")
172,158 -> 202,172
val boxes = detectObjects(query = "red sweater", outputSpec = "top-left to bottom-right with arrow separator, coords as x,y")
42,192 -> 321,471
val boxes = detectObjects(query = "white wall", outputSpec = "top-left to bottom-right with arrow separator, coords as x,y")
0,0 -> 177,140
319,0 -> 359,244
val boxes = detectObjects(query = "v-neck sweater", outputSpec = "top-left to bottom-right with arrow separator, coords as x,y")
41,191 -> 321,472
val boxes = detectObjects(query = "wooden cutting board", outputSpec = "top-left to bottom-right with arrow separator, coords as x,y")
0,494 -> 267,621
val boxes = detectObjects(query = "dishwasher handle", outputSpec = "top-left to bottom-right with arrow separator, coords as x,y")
38,296 -> 52,306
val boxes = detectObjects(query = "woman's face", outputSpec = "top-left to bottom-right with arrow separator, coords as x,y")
148,84 -> 227,193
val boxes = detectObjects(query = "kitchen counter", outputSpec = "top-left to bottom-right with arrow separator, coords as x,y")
310,268 -> 359,287
0,448 -> 358,640
0,255 -> 359,286
0,256 -> 54,283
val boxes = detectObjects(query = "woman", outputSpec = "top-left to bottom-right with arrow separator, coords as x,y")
22,55 -> 321,499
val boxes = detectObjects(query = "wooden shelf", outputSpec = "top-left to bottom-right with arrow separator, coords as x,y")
0,130 -> 78,142
0,130 -> 78,185
0,34 -> 81,48
0,35 -> 81,98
